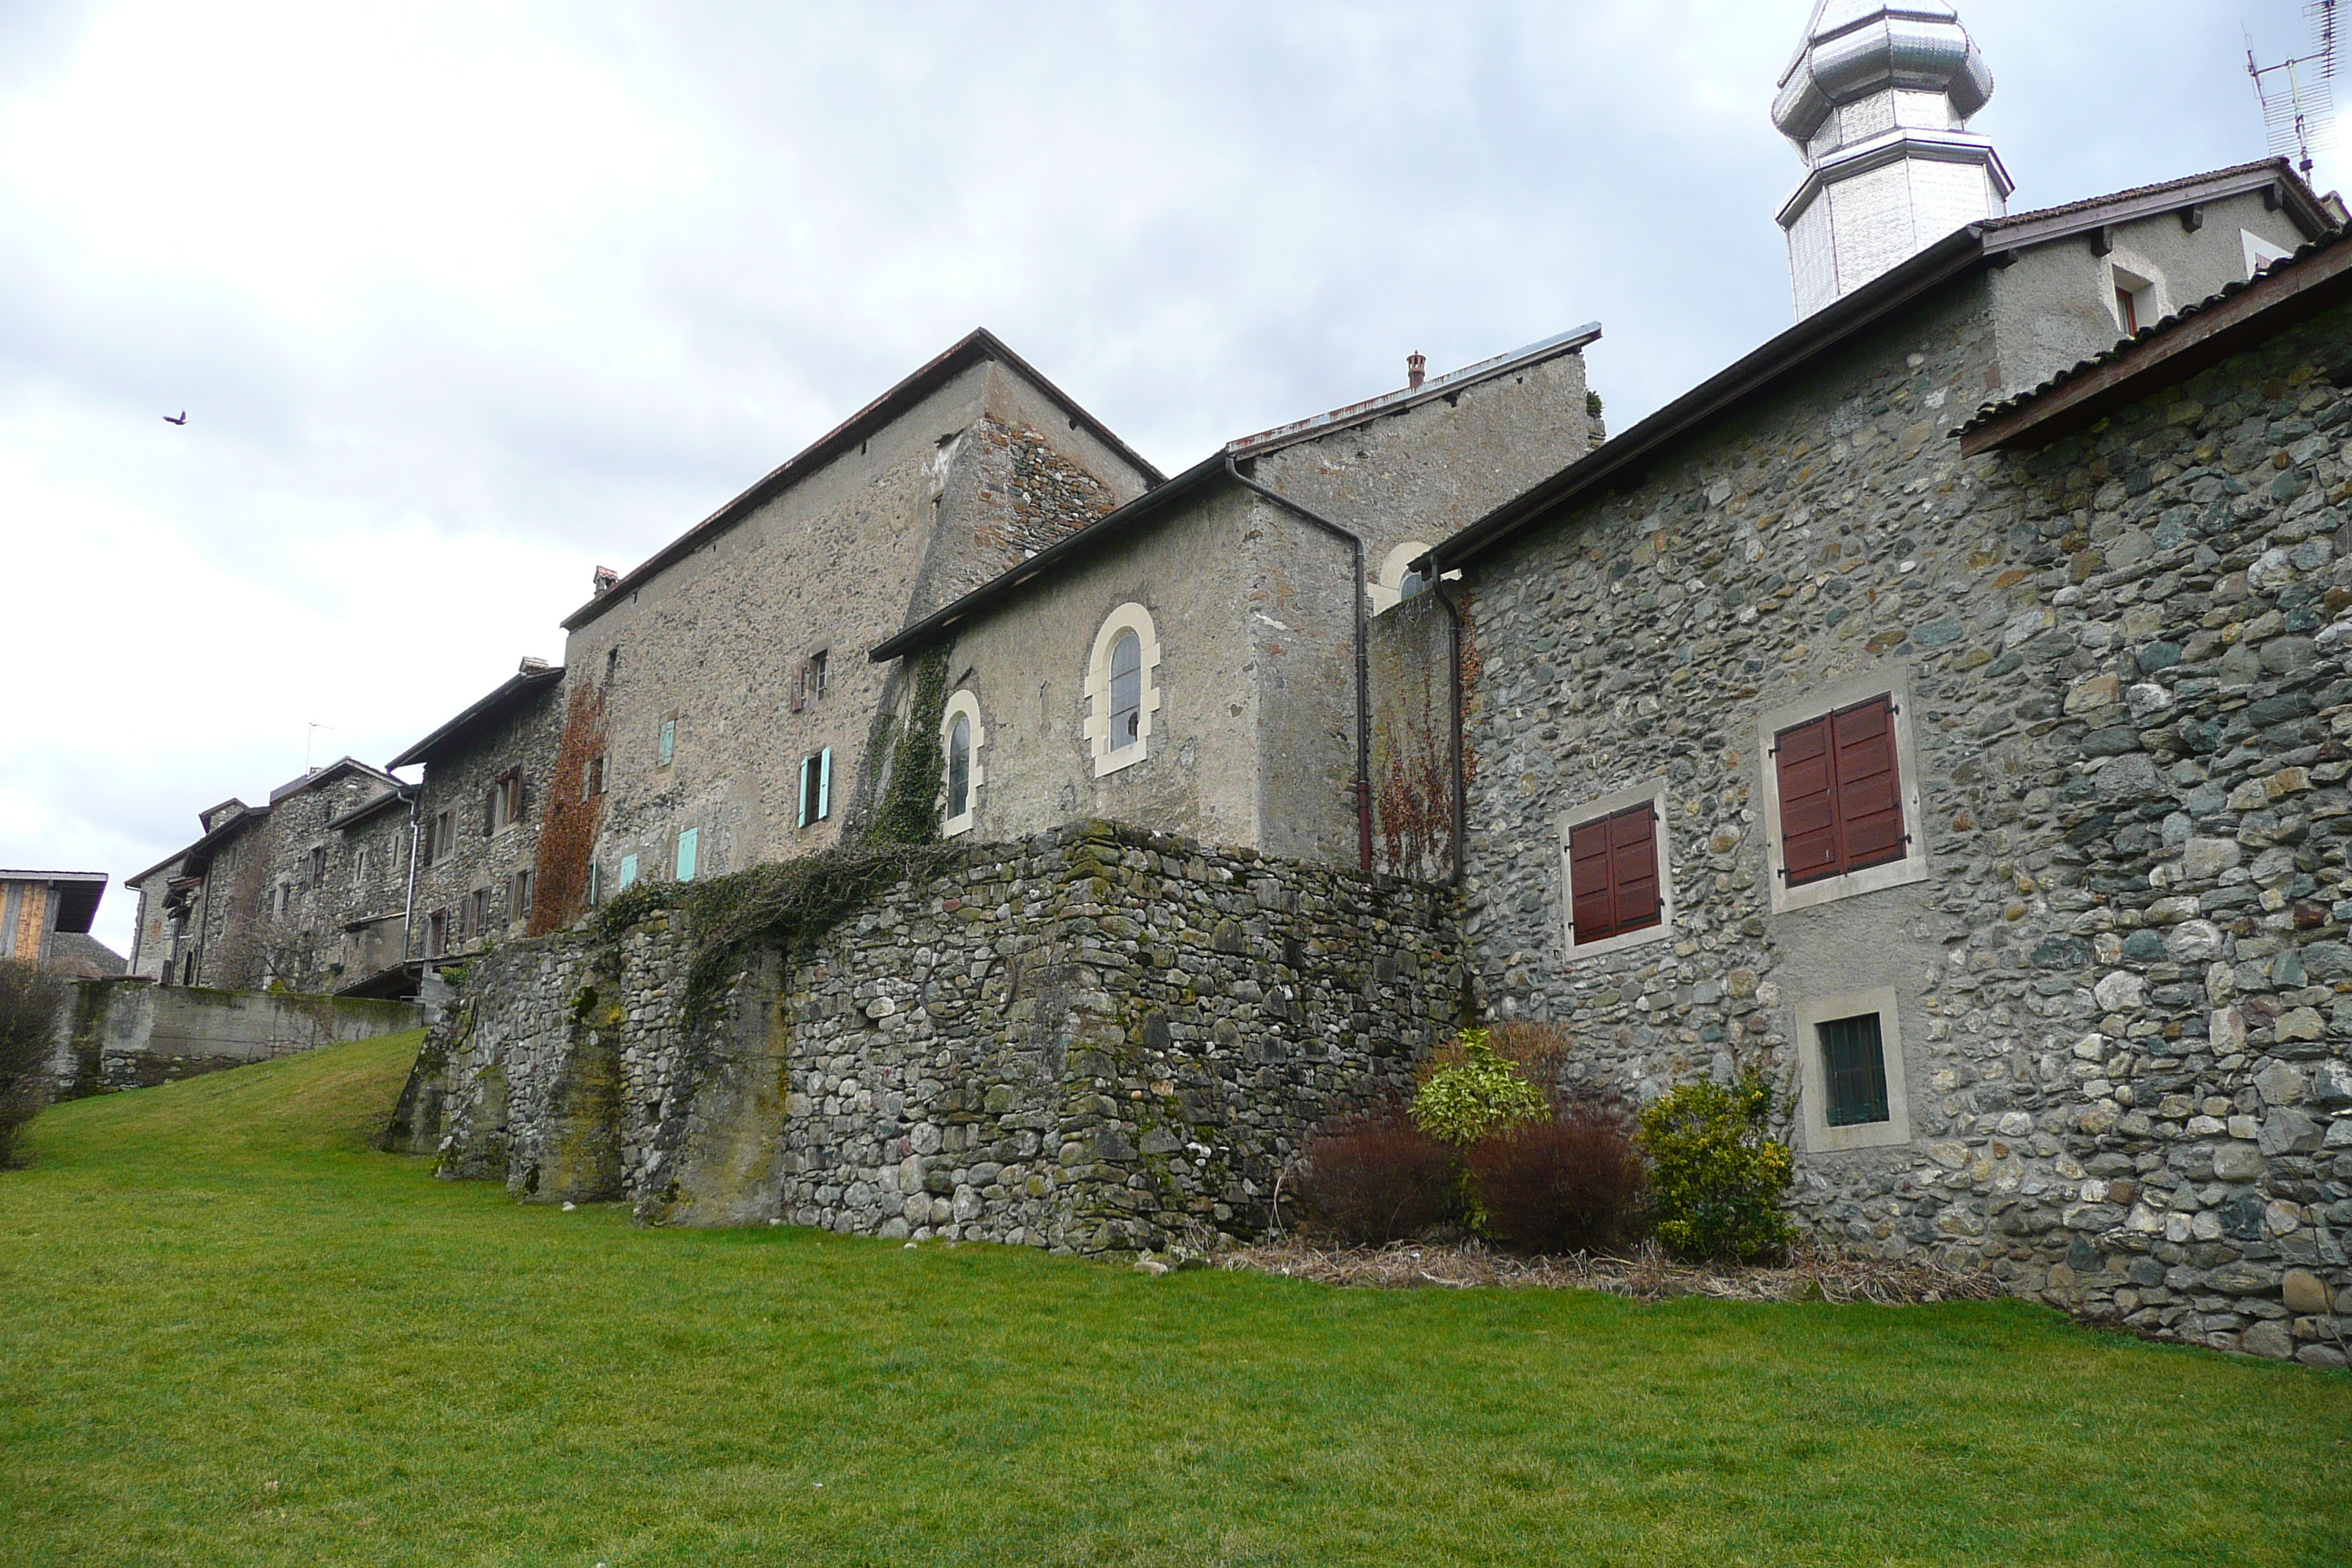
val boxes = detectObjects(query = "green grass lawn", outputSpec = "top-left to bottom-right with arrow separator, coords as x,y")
2,1034 -> 2348,1567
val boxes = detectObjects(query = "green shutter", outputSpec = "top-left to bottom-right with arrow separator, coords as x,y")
676,828 -> 698,882
619,853 -> 638,890
1819,1013 -> 1891,1127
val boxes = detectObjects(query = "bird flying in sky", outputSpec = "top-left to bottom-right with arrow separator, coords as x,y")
162,411 -> 186,425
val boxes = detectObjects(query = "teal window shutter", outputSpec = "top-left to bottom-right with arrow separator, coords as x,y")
818,747 -> 832,821
1819,1013 -> 1891,1127
676,827 -> 698,882
619,853 -> 638,890
797,756 -> 812,829
659,718 -> 676,768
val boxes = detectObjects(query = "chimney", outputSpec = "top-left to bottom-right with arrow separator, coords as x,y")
519,655 -> 550,675
1406,352 -> 1427,391
592,565 -> 619,596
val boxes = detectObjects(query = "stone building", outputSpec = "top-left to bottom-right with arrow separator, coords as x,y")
544,330 -> 1161,924
867,326 -> 1602,870
126,758 -> 404,994
1374,4 -> 2352,1360
0,870 -> 118,976
387,657 -> 565,968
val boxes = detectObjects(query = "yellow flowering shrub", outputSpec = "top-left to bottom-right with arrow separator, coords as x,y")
1635,1074 -> 1797,1263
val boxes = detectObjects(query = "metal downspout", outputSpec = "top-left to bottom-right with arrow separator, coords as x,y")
1430,578 -> 1469,887
401,785 -> 422,969
1221,453 -> 1373,874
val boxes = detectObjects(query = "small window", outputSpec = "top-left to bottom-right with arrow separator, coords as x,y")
1560,781 -> 1676,957
658,717 -> 676,769
510,869 -> 532,919
1775,695 -> 1905,886
308,847 -> 327,886
1108,632 -> 1142,749
492,770 -> 524,832
2114,286 -> 2138,335
1087,604 -> 1161,777
1795,987 -> 1911,1152
1819,1013 -> 1891,1128
619,853 -> 639,891
798,749 -> 834,828
431,810 -> 454,863
353,846 -> 369,886
468,888 -> 487,937
604,646 -> 619,685
808,649 -> 828,701
1569,802 -> 1660,944
426,910 -> 447,957
2243,227 -> 2295,279
946,716 -> 972,820
676,827 -> 699,882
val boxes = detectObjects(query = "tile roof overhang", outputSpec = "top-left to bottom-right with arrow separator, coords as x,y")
388,664 -> 565,770
562,329 -> 1163,634
1422,160 -> 2335,578
1961,228 -> 2352,456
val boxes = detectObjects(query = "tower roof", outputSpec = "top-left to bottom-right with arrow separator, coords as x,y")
1774,1 -> 1993,150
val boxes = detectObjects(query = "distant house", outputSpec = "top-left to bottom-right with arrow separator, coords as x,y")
0,870 -> 121,977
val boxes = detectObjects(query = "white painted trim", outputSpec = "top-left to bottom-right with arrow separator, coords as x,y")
1084,602 -> 1162,777
1756,664 -> 1930,915
1558,777 -> 1677,960
2242,227 -> 2295,279
1369,540 -> 1434,614
940,688 -> 986,838
1793,985 -> 1913,1153
2104,245 -> 2168,333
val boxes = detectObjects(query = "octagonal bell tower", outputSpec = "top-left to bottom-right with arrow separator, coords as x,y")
1774,1 -> 2013,318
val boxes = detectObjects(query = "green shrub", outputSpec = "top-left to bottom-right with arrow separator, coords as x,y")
1409,1030 -> 1548,1147
1635,1074 -> 1796,1263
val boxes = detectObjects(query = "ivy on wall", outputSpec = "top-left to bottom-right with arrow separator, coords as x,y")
864,647 -> 951,848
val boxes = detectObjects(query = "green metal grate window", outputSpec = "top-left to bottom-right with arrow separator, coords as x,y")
1819,1012 -> 1891,1128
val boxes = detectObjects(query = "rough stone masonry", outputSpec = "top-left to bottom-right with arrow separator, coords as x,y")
388,823 -> 1460,1254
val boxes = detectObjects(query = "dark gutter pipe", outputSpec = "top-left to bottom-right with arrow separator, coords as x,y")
1221,453 -> 1373,875
1429,578 -> 1469,886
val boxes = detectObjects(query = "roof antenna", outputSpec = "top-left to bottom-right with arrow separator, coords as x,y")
305,720 -> 334,774
2247,2 -> 2339,179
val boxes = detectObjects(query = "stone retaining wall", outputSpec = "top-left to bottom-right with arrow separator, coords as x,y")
50,977 -> 424,1096
387,823 -> 1463,1254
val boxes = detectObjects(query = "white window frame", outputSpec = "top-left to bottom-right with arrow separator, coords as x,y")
939,689 -> 986,838
2242,227 -> 2295,279
2104,249 -> 2167,336
1793,985 -> 1913,1153
1370,541 -> 1433,614
1559,777 -> 1677,960
1085,603 -> 1162,777
1756,666 -> 1930,916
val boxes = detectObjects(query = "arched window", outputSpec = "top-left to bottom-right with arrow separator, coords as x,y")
1371,541 -> 1436,614
1086,603 -> 1161,777
939,690 -> 985,837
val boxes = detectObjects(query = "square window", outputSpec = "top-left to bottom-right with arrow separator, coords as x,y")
1794,987 -> 1911,1152
1559,781 -> 1675,958
1758,674 -> 1928,914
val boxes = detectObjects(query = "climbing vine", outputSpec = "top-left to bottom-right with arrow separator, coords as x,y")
865,647 -> 951,848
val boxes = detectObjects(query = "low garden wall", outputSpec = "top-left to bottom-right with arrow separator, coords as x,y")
385,823 -> 1466,1254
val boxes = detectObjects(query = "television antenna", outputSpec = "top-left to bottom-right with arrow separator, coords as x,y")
2247,1 -> 2340,178
305,720 -> 335,773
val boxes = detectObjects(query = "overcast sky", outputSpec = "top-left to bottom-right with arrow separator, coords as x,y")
2,0 -> 2340,954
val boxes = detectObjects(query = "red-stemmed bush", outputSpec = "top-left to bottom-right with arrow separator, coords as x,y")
1292,1115 -> 1458,1243
1465,1101 -> 1648,1256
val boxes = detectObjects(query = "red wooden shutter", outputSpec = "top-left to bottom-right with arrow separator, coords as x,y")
1609,807 -> 1659,929
1569,819 -> 1616,941
1777,696 -> 1905,886
1831,697 -> 1905,872
1569,802 -> 1659,943
1776,715 -> 1841,884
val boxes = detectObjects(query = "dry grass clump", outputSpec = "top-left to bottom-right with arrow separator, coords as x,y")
1226,1236 -> 2008,1307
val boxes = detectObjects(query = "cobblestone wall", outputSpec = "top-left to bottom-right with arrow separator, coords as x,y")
388,823 -> 1463,1254
1457,282 -> 2352,1365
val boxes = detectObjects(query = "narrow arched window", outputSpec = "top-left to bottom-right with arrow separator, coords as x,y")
946,713 -> 972,820
1108,630 -> 1142,748
939,689 -> 986,837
